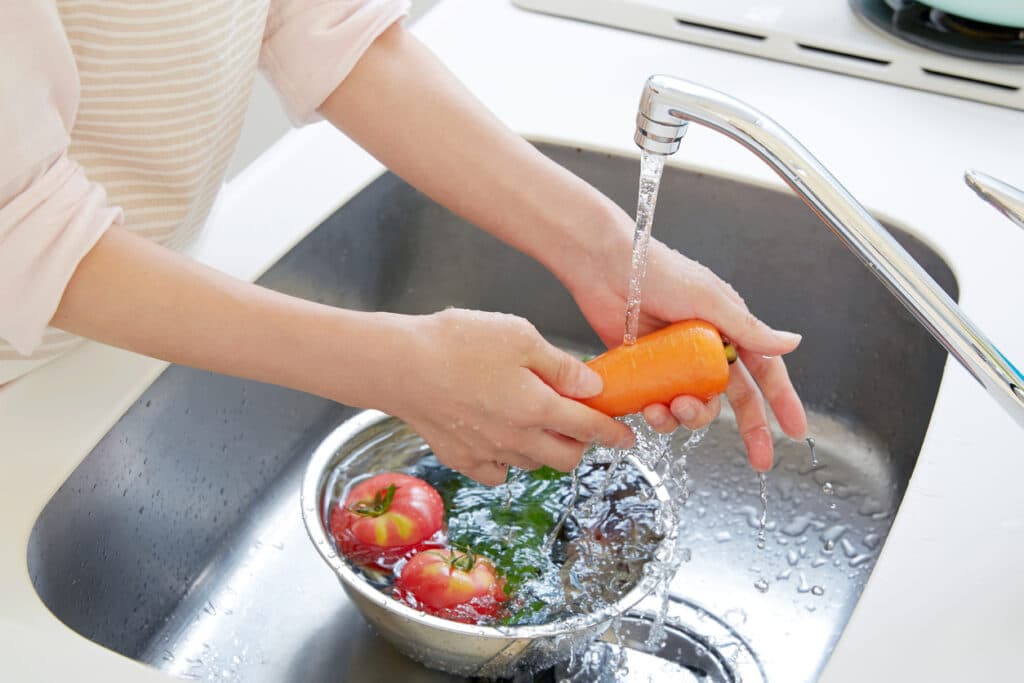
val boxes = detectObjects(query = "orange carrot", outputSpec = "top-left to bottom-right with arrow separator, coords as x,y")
581,320 -> 735,417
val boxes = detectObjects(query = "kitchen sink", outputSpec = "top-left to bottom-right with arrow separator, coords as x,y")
27,144 -> 956,682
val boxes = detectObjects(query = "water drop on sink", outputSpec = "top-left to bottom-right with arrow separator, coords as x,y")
811,585 -> 825,596
806,436 -> 818,468
753,578 -> 770,593
782,514 -> 812,536
724,607 -> 748,625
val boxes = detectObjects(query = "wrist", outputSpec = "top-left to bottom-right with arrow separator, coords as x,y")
540,192 -> 634,295
292,306 -> 420,411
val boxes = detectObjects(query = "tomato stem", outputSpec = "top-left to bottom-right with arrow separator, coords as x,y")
349,483 -> 396,517
449,546 -> 477,572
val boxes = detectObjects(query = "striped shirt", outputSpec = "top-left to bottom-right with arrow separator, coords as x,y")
0,0 -> 408,382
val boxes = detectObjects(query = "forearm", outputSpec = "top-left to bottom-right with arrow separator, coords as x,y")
52,226 -> 407,407
318,24 -> 632,285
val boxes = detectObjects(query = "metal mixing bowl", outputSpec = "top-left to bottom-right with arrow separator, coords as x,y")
300,410 -> 676,679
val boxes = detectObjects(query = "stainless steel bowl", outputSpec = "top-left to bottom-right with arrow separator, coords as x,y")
300,409 -> 676,679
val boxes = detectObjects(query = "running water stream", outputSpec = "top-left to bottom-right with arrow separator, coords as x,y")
623,150 -> 666,346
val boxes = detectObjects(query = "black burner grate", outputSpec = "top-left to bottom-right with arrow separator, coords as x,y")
851,0 -> 1024,64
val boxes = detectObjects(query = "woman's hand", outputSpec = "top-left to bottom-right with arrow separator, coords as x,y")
318,23 -> 803,472
561,211 -> 808,472
377,308 -> 636,485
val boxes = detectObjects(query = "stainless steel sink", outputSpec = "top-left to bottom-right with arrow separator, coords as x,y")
27,144 -> 956,682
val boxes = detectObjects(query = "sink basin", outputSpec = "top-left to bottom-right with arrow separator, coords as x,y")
27,143 -> 956,682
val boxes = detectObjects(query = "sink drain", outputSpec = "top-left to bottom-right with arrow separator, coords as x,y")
499,596 -> 764,683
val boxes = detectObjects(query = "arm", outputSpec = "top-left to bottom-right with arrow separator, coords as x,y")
4,2 -> 629,485
319,24 -> 807,470
51,227 -> 634,484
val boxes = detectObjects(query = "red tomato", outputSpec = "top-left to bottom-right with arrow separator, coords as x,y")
394,548 -> 508,624
330,472 -> 445,570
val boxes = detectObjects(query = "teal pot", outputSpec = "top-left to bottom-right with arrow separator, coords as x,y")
923,0 -> 1024,27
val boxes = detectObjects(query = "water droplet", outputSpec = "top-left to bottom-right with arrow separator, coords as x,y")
753,578 -> 770,593
782,514 -> 813,536
724,607 -> 748,625
850,553 -> 873,567
757,473 -> 769,550
715,531 -> 733,543
811,585 -> 825,596
822,482 -> 835,496
806,436 -> 819,468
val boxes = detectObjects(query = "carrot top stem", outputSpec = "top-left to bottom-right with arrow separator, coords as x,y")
724,342 -> 738,365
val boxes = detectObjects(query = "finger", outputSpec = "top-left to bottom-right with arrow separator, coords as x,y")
542,397 -> 635,450
464,461 -> 509,487
528,342 -> 603,399
495,452 -> 544,471
691,274 -> 802,357
642,403 -> 680,434
517,430 -> 587,473
669,395 -> 722,431
738,349 -> 808,439
726,361 -> 774,472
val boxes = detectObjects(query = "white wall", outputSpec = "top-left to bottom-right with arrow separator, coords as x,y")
227,0 -> 440,178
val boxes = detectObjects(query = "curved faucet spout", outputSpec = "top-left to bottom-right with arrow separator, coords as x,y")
635,75 -> 1024,429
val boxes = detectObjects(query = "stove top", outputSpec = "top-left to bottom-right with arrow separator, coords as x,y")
852,0 -> 1024,64
513,0 -> 1024,110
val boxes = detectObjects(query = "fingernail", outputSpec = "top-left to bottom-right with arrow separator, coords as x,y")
577,366 -> 603,397
677,402 -> 697,424
774,330 -> 802,346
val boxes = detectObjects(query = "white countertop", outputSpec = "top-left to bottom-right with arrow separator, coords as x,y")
1,1 -> 1022,680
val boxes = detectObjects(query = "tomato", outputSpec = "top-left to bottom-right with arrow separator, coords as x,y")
330,472 -> 445,570
394,548 -> 508,623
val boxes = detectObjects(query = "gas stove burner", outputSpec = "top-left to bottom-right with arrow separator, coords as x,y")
851,0 -> 1024,64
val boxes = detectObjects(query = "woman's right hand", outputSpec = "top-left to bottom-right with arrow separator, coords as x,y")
377,308 -> 635,486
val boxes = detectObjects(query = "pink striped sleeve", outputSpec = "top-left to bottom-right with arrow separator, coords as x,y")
260,0 -> 410,125
0,4 -> 123,355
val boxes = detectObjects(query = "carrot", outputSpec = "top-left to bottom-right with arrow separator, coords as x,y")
581,320 -> 735,417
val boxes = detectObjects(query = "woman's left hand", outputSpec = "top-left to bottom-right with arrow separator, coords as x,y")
561,212 -> 808,472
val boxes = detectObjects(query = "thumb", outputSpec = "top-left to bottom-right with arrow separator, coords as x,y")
530,344 -> 604,398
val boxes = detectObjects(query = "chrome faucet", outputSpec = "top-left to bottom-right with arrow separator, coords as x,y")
634,75 -> 1024,429
965,170 -> 1024,232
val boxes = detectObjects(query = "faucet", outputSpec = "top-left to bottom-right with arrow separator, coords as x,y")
634,75 -> 1024,429
965,170 -> 1024,232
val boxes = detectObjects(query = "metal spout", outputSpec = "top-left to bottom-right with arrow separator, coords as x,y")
635,75 -> 1024,428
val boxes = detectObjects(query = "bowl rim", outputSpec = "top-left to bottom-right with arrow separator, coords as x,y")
300,409 -> 677,640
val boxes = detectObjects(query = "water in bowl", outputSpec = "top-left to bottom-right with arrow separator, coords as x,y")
324,451 -> 668,626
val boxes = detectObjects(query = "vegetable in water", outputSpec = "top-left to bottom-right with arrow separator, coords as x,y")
330,472 -> 445,570
394,547 -> 508,623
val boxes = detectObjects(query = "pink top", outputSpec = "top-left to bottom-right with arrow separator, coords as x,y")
0,0 -> 408,380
